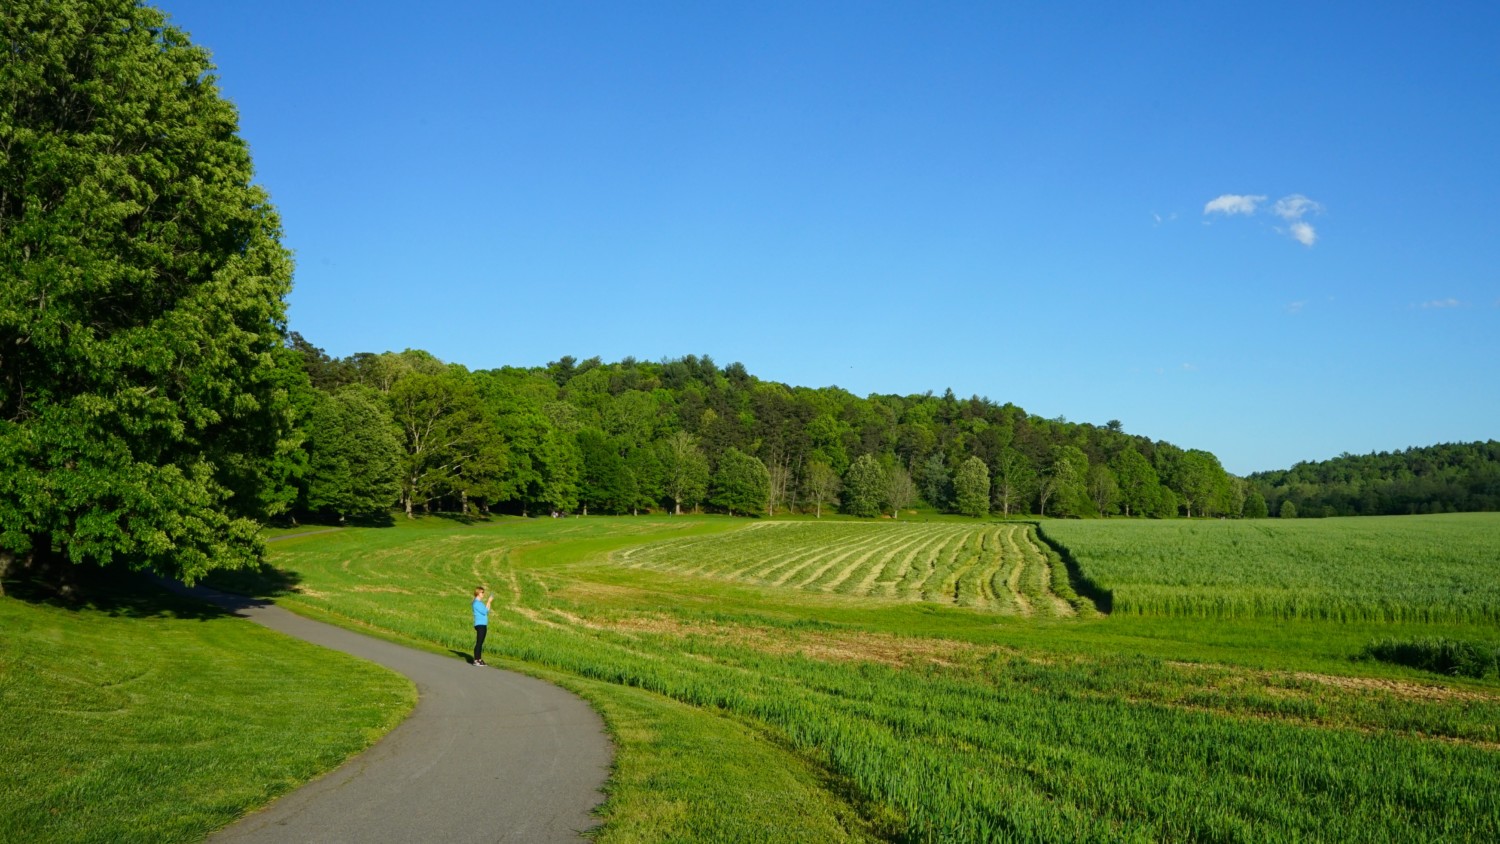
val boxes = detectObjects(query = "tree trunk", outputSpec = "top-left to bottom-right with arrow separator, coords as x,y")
7,537 -> 78,598
404,495 -> 415,519
461,490 -> 469,515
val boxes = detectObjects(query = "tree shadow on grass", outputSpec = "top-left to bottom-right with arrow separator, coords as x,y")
200,561 -> 303,600
4,563 -> 238,621
430,512 -> 496,527
1028,523 -> 1114,615
263,510 -> 397,529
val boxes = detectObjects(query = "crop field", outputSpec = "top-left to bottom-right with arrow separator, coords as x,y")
616,521 -> 1094,617
233,516 -> 1500,843
1041,512 -> 1500,622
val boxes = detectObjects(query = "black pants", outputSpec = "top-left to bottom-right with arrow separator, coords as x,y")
473,624 -> 487,662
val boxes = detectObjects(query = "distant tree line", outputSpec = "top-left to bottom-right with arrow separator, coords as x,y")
1248,442 -> 1500,518
283,339 -> 1252,522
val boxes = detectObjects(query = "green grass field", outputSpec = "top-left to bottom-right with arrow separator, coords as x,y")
1040,513 -> 1500,621
0,573 -> 414,844
232,514 -> 1500,842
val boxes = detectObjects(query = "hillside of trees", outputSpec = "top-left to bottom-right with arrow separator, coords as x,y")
1249,442 -> 1500,517
284,338 -> 1252,522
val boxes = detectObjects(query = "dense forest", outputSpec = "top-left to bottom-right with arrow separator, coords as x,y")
1249,442 -> 1500,517
284,337 -> 1253,522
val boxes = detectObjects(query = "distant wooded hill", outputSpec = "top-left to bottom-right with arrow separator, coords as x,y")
287,338 -> 1247,521
1248,441 -> 1500,517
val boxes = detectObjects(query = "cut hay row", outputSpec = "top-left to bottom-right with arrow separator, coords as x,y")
620,521 -> 1087,615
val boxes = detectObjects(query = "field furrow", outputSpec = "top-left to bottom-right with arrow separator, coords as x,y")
835,529 -> 918,594
859,527 -> 944,597
616,520 -> 1099,615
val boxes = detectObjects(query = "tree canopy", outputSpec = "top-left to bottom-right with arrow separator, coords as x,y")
276,346 -> 1258,522
1250,441 -> 1500,517
1,0 -> 297,583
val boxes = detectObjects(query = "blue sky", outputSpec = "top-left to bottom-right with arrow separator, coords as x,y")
159,1 -> 1498,475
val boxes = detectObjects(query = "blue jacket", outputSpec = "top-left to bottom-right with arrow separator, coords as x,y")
472,598 -> 490,626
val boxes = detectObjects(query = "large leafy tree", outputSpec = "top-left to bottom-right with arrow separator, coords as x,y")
883,462 -> 917,519
841,453 -> 886,518
658,431 -> 709,515
0,0 -> 297,584
1110,448 -> 1161,518
1167,448 -> 1232,518
577,428 -> 629,515
991,447 -> 1034,517
710,447 -> 770,517
802,459 -> 841,518
388,368 -> 499,518
916,452 -> 952,511
304,386 -> 401,521
1045,445 -> 1093,517
953,456 -> 992,518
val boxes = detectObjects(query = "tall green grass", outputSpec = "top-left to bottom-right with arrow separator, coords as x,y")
1361,637 -> 1500,679
1039,513 -> 1500,622
250,517 -> 1500,843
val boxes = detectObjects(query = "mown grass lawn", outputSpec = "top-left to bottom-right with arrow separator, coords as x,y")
242,514 -> 1500,843
0,571 -> 414,844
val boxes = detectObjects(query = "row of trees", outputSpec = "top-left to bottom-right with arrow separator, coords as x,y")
1248,442 -> 1500,517
284,342 -> 1251,523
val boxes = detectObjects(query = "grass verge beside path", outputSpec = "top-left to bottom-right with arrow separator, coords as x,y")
0,573 -> 414,844
549,670 -> 887,843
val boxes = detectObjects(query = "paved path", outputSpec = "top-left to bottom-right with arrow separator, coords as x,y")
171,586 -> 612,843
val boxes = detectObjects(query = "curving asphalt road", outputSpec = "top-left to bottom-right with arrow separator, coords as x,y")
171,585 -> 613,843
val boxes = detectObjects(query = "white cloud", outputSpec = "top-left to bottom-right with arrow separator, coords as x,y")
1181,362 -> 1198,371
1420,298 -> 1464,309
1202,191 -> 1324,246
1286,300 -> 1306,314
1273,194 -> 1323,221
1204,194 -> 1266,216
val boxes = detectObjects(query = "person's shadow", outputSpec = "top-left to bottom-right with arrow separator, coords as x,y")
449,649 -> 476,664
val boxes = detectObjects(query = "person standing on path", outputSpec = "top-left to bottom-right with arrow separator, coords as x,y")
472,586 -> 494,666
